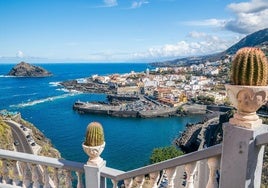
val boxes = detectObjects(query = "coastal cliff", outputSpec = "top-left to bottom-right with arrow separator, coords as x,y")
0,112 -> 61,158
12,113 -> 61,158
7,61 -> 52,77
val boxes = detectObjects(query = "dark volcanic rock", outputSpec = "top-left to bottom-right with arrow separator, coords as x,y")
7,62 -> 52,77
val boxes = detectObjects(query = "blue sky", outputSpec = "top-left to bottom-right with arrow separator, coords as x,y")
0,0 -> 267,63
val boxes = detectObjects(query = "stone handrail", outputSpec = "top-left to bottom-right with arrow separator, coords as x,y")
99,144 -> 222,187
0,149 -> 84,187
0,149 -> 84,172
1,124 -> 268,187
255,132 -> 268,146
113,144 -> 221,181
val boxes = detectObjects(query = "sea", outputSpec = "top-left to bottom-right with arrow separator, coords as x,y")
0,63 -> 203,172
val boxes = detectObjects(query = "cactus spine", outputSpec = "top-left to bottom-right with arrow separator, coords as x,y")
85,122 -> 104,146
231,47 -> 268,86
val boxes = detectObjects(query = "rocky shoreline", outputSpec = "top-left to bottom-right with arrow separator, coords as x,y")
60,78 -> 115,94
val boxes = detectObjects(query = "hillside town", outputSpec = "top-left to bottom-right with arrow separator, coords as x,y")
61,55 -> 232,112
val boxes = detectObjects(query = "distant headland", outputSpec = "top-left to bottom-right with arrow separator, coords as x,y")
7,61 -> 52,77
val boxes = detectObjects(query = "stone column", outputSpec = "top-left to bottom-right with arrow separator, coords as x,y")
84,160 -> 106,188
219,123 -> 268,188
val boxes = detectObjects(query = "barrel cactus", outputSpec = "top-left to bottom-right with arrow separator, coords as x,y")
84,122 -> 105,146
231,47 -> 268,86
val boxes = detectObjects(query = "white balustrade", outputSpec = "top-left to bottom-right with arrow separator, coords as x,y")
31,164 -> 41,187
76,171 -> 84,188
22,162 -> 32,187
185,161 -> 197,188
3,126 -> 268,188
111,179 -> 118,188
134,175 -> 145,188
53,167 -> 60,187
206,156 -> 220,188
0,149 -> 85,188
1,159 -> 9,184
43,166 -> 50,188
65,169 -> 73,188
11,160 -> 20,186
165,167 -> 177,188
148,171 -> 159,188
123,178 -> 133,188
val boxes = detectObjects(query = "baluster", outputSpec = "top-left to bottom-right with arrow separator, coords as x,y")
22,163 -> 32,188
149,171 -> 160,188
65,169 -> 73,188
53,168 -> 60,187
32,164 -> 41,188
165,167 -> 177,188
111,179 -> 118,188
134,175 -> 145,188
206,156 -> 220,188
185,161 -> 197,188
43,166 -> 50,188
76,171 -> 84,188
12,160 -> 20,186
1,159 -> 9,184
123,178 -> 133,188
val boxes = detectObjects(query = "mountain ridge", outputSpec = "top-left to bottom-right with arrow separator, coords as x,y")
151,28 -> 268,67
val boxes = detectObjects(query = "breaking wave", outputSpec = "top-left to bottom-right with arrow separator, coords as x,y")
12,93 -> 38,97
10,93 -> 78,108
0,75 -> 14,78
49,82 -> 61,87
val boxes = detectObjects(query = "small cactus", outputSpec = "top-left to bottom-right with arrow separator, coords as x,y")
231,47 -> 268,86
84,122 -> 105,146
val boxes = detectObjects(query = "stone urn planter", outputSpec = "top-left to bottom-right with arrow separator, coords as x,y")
226,47 -> 268,129
82,142 -> 105,166
82,122 -> 105,166
225,84 -> 268,129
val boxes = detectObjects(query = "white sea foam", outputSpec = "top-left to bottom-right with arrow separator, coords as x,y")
0,75 -> 15,78
49,82 -> 61,87
56,88 -> 83,94
12,93 -> 38,97
69,89 -> 83,94
76,78 -> 87,83
10,93 -> 78,108
56,88 -> 69,92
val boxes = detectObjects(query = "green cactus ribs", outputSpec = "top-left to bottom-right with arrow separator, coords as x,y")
85,122 -> 105,146
231,47 -> 268,86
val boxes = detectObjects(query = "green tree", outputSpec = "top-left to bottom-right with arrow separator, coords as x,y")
150,146 -> 184,164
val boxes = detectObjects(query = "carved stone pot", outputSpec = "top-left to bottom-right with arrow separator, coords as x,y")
225,84 -> 268,129
82,142 -> 105,166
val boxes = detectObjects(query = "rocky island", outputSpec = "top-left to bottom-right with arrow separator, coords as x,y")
7,61 -> 52,77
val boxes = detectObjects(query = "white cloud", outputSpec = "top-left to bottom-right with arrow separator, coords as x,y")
87,51 -> 131,62
225,0 -> 268,34
16,50 -> 24,58
228,0 -> 268,13
131,0 -> 149,9
103,0 -> 118,7
187,31 -> 207,38
183,19 -> 226,27
132,33 -> 236,60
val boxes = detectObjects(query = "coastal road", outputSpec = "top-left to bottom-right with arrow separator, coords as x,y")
5,120 -> 44,184
6,121 -> 33,154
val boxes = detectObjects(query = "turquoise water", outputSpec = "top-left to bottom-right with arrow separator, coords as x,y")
0,63 -> 203,171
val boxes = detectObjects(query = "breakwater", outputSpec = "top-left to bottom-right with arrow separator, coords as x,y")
73,101 -> 178,118
73,96 -> 208,118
